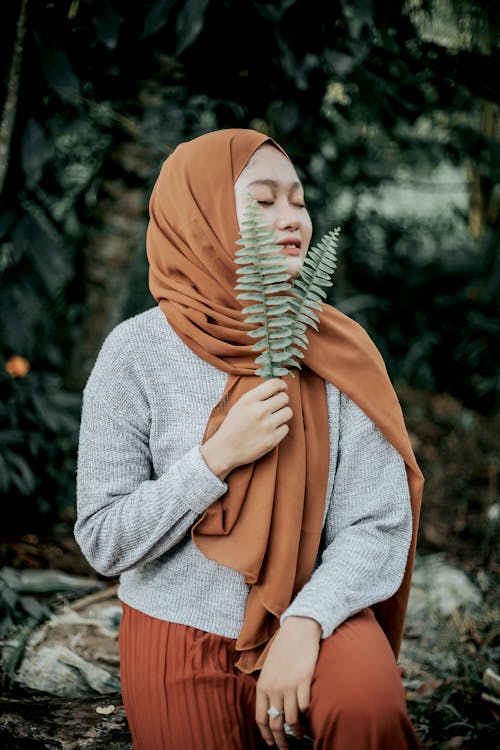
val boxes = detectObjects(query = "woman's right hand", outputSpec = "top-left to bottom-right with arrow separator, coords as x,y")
200,378 -> 292,480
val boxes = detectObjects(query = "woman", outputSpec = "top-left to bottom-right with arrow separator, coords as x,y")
75,128 -> 424,750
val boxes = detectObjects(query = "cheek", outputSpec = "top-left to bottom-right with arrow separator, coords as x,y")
234,193 -> 244,231
303,216 -> 313,251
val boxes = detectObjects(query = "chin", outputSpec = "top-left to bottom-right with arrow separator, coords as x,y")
285,257 -> 302,279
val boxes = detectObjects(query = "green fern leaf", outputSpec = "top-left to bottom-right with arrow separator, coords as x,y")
235,197 -> 339,379
235,197 -> 296,378
288,228 -> 339,354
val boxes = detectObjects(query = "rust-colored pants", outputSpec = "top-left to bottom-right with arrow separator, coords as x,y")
118,603 -> 421,749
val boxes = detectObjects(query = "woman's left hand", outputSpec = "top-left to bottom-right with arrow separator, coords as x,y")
255,616 -> 321,748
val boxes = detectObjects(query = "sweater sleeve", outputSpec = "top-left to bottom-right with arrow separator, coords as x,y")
74,337 -> 228,578
279,391 -> 412,637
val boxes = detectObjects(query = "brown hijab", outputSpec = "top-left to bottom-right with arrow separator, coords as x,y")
147,128 -> 424,674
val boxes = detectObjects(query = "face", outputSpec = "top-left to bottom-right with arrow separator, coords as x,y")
234,143 -> 313,279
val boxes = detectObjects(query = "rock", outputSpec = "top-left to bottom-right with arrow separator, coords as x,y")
2,592 -> 121,698
400,553 -> 485,696
407,553 -> 482,620
17,642 -> 120,697
1,567 -> 106,596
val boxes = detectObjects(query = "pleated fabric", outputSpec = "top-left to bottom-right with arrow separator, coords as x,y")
119,602 -> 266,750
118,602 -> 421,750
305,609 -> 421,750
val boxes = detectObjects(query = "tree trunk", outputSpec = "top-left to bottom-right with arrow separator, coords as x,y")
0,0 -> 28,198
64,139 -> 152,393
468,99 -> 500,238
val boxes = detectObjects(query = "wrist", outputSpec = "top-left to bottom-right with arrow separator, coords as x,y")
200,436 -> 233,481
281,615 -> 322,639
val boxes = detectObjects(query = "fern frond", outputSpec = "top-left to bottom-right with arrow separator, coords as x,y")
235,197 -> 339,379
288,228 -> 339,357
235,196 -> 295,378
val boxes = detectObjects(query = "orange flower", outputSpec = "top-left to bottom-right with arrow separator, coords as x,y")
5,355 -> 30,378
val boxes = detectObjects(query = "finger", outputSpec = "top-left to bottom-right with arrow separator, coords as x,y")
265,389 -> 290,414
268,695 -> 288,750
273,424 -> 290,447
284,690 -> 303,739
268,406 -> 293,430
255,690 -> 275,747
258,395 -> 291,424
252,378 -> 288,400
297,681 -> 311,714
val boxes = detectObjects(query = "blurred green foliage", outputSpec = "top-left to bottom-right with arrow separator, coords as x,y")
0,363 -> 80,519
0,0 -> 499,529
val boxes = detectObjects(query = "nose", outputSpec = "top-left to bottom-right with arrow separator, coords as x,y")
275,200 -> 300,231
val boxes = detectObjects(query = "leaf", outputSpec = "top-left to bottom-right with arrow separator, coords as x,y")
176,0 -> 211,55
0,611 -> 15,636
269,329 -> 293,340
92,0 -> 124,50
269,351 -> 293,362
262,272 -> 291,282
272,367 -> 293,377
0,430 -> 24,446
1,566 -> 105,594
298,309 -> 320,325
19,595 -> 51,621
4,451 -> 36,494
245,314 -> 269,324
247,328 -> 268,339
21,120 -> 52,187
269,339 -> 293,350
31,392 -> 62,432
298,315 -> 319,332
235,274 -> 262,284
255,352 -> 271,365
36,36 -> 81,105
265,305 -> 291,318
142,0 -> 177,37
14,214 -> 72,296
235,197 -> 339,379
237,292 -> 266,302
289,228 -> 339,352
1,586 -> 18,612
251,340 -> 267,352
304,298 -> 324,312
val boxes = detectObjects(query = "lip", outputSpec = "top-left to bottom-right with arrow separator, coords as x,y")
277,237 -> 301,256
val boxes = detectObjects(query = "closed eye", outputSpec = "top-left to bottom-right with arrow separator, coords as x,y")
257,200 -> 307,208
257,201 -> 307,208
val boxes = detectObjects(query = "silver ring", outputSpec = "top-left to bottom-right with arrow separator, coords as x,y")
267,705 -> 284,721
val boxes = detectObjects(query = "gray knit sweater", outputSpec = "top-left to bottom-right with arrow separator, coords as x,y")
75,306 -> 412,640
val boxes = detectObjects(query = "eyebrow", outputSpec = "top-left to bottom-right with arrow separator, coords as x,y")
246,179 -> 303,191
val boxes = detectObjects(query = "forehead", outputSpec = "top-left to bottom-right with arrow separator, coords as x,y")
238,144 -> 301,185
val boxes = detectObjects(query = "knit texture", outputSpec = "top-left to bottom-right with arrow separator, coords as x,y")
75,306 -> 412,639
